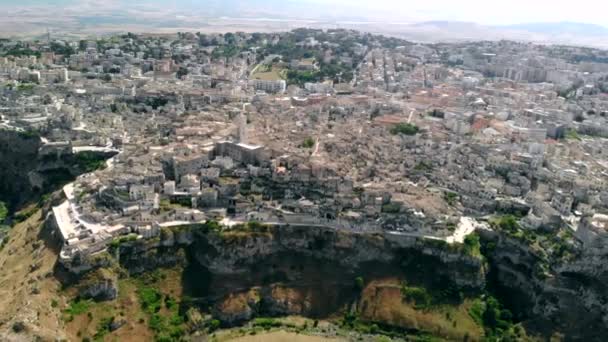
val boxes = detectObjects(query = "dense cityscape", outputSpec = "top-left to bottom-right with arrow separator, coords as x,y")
1,27 -> 608,341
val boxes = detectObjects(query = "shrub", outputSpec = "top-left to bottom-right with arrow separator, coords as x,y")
390,123 -> 419,135
253,317 -> 282,329
74,152 -> 107,172
302,137 -> 315,148
381,203 -> 401,214
355,276 -> 365,290
413,161 -> 432,172
443,192 -> 458,206
14,206 -> 38,223
0,201 -> 7,222
94,317 -> 113,340
208,319 -> 221,332
463,234 -> 481,257
138,287 -> 162,314
401,285 -> 432,309
64,298 -> 93,316
491,215 -> 520,232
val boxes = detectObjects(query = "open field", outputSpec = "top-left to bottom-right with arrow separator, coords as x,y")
250,64 -> 287,81
226,331 -> 344,342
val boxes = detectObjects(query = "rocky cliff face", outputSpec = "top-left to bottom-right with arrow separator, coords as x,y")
101,224 -> 485,327
0,130 -> 115,213
480,230 -> 608,341
0,130 -> 42,210
57,220 -> 608,340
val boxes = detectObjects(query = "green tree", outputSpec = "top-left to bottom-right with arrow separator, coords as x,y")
355,276 -> 364,290
463,234 -> 481,257
302,137 -> 315,148
390,123 -> 419,136
0,202 -> 7,222
176,67 -> 188,79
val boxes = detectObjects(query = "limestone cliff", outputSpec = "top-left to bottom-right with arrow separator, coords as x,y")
102,224 -> 486,328
480,229 -> 608,341
0,130 -> 42,210
0,129 -> 115,212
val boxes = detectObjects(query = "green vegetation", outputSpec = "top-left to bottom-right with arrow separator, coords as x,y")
93,316 -> 114,340
253,317 -> 283,329
414,162 -> 433,172
301,137 -> 315,148
443,192 -> 458,206
390,123 -> 419,135
136,280 -> 186,341
381,203 -> 401,214
565,128 -> 581,141
489,215 -> 541,245
17,129 -> 40,140
74,152 -> 107,172
229,221 -> 271,233
13,205 -> 38,223
109,234 -> 138,248
176,66 -> 188,79
401,285 -> 433,310
16,83 -> 35,91
340,311 -> 439,341
488,215 -> 579,265
251,63 -> 286,81
490,215 -> 520,233
4,47 -> 40,58
0,201 -> 7,223
355,276 -> 365,290
209,319 -> 221,332
169,196 -> 192,208
138,286 -> 162,314
64,298 -> 94,321
50,42 -> 75,56
468,296 -> 525,340
211,45 -> 240,59
463,234 -> 481,258
286,70 -> 319,85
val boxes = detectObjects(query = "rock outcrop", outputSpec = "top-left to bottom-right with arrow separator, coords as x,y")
77,267 -> 118,300
0,129 -> 116,212
480,229 -> 608,341
54,220 -> 608,340
0,130 -> 42,210
99,224 -> 486,326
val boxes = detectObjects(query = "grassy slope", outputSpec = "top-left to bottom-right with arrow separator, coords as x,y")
63,268 -> 186,341
358,278 -> 484,341
0,207 -> 67,340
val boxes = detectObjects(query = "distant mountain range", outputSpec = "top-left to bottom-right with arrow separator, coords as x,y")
1,0 -> 608,49
384,21 -> 608,48
502,22 -> 608,36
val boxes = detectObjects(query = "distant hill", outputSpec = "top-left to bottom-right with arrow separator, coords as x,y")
413,21 -> 480,29
502,22 -> 608,36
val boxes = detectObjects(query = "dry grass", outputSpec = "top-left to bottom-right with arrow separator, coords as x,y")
0,209 -> 68,340
358,278 -> 484,341
64,279 -> 154,342
64,268 -> 186,341
251,64 -> 286,81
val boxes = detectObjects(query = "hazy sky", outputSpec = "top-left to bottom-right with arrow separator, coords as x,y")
304,0 -> 608,26
0,0 -> 607,27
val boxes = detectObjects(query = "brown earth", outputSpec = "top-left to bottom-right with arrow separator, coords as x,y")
0,207 -> 67,341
